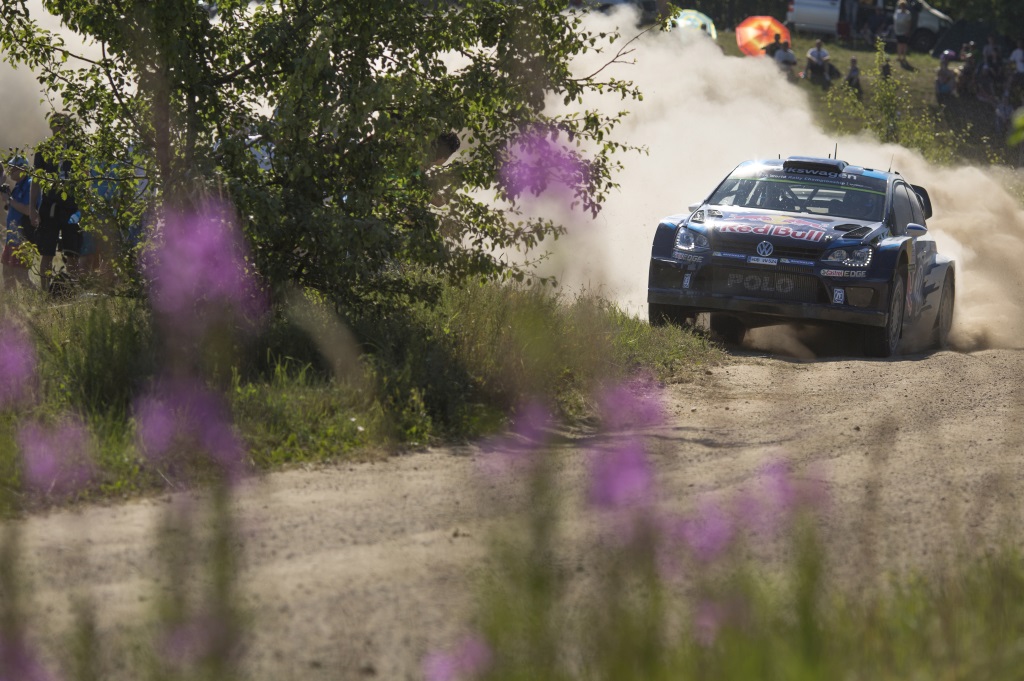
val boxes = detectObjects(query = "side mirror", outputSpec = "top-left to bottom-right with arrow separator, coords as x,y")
911,185 -> 932,219
687,202 -> 702,212
907,222 -> 927,237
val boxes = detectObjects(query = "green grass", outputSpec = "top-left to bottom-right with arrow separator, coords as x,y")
0,280 -> 721,506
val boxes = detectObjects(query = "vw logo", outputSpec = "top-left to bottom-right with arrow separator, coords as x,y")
756,241 -> 774,257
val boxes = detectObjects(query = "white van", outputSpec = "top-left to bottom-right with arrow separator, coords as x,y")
786,0 -> 952,52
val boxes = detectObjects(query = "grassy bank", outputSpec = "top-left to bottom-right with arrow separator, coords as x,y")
0,281 -> 721,506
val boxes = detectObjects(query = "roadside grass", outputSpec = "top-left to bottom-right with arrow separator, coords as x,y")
0,280 -> 721,504
468,429 -> 1024,681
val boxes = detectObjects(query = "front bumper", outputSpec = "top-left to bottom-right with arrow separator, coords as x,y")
648,255 -> 890,328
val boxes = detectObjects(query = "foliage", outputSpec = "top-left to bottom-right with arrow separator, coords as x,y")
824,40 -> 966,164
0,0 -> 642,314
929,0 -> 1024,28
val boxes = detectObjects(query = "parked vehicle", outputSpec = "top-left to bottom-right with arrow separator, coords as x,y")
786,0 -> 952,52
647,156 -> 955,357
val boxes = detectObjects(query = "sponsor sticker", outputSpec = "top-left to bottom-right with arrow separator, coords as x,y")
833,288 -> 845,305
712,251 -> 747,260
682,273 -> 692,289
672,252 -> 705,263
819,269 -> 868,278
718,224 -> 826,242
747,256 -> 778,266
780,258 -> 816,266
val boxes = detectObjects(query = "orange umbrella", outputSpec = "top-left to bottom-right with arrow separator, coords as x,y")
735,15 -> 790,57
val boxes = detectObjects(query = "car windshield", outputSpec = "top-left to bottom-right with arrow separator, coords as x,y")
708,168 -> 887,222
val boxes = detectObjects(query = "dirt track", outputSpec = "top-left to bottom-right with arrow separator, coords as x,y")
18,346 -> 1024,680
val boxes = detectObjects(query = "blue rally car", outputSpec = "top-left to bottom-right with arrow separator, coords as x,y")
647,156 -> 955,357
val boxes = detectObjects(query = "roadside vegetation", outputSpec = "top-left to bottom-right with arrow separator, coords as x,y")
1,3 -> 1024,681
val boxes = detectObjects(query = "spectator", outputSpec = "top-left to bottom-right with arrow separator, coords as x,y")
935,52 -> 956,105
1009,39 -> 1024,104
995,92 -> 1015,136
805,39 -> 832,87
29,112 -> 80,293
774,40 -> 798,80
762,33 -> 782,58
845,56 -> 863,98
893,1 -> 912,63
864,6 -> 890,45
2,157 -> 34,290
1009,38 -> 1024,74
982,35 -> 1000,71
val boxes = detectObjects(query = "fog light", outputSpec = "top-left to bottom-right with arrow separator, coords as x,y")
846,287 -> 875,307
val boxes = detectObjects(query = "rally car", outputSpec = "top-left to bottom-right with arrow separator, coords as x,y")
647,156 -> 955,357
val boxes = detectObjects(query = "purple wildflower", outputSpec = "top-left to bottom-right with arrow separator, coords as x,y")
598,375 -> 665,432
477,401 -> 551,478
737,457 -> 828,536
587,439 -> 655,510
134,377 -> 249,482
159,611 -> 234,670
673,498 -> 735,563
18,419 -> 95,497
422,634 -> 492,681
141,202 -> 266,334
692,599 -> 726,647
0,636 -> 54,681
499,127 -> 589,204
0,325 -> 37,409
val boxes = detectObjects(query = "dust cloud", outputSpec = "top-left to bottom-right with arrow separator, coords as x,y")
0,1 -> 95,152
537,7 -> 1024,353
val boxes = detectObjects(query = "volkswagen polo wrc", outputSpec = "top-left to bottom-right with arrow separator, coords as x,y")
647,156 -> 955,356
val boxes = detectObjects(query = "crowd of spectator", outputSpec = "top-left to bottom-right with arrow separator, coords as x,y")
937,36 -> 1024,143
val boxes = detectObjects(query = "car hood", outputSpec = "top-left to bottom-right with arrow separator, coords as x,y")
677,207 -> 881,243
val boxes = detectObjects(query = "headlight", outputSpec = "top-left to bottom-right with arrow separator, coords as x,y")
675,228 -> 709,251
823,246 -> 872,267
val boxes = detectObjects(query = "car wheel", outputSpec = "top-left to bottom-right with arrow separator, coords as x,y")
910,29 -> 935,52
865,272 -> 905,357
933,273 -> 954,349
649,303 -> 697,327
709,313 -> 746,346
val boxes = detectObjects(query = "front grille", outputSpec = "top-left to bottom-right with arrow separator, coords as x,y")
712,267 -> 823,303
712,234 -> 824,261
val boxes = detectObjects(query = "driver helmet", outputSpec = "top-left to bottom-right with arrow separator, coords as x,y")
844,191 -> 878,219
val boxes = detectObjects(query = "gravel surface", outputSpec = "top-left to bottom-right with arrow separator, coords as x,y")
16,347 -> 1024,680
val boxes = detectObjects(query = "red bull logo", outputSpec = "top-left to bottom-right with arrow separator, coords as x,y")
717,224 -> 826,242
725,214 -> 825,229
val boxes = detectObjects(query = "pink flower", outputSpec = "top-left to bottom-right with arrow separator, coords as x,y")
134,377 -> 249,482
18,419 -> 95,497
598,375 -> 665,432
672,498 -> 735,563
692,599 -> 726,647
422,634 -> 492,681
587,439 -> 655,510
477,401 -> 551,477
0,326 -> 37,409
141,202 -> 266,335
0,636 -> 55,681
499,127 -> 590,204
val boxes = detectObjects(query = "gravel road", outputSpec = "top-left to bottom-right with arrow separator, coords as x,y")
17,347 -> 1024,680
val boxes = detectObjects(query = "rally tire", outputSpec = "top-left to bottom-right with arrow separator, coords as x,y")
865,272 -> 906,358
649,303 -> 698,327
710,313 -> 746,346
933,273 -> 954,350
